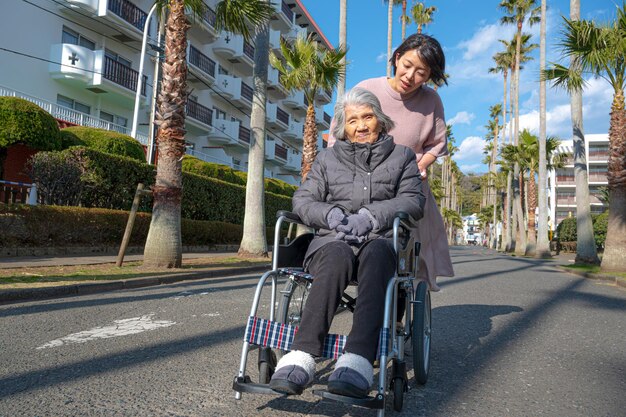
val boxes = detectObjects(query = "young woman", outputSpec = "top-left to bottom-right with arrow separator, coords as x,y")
329,33 -> 454,291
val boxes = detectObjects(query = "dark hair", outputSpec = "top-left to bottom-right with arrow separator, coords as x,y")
390,33 -> 447,87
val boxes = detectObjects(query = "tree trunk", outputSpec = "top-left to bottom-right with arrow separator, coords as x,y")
401,0 -> 407,40
239,22 -> 270,258
526,169 -> 537,255
301,104 -> 319,181
536,0 -> 551,258
600,95 -> 626,271
143,0 -> 189,268
338,0 -> 347,98
386,0 -> 393,77
513,26 -> 526,255
569,0 -> 599,265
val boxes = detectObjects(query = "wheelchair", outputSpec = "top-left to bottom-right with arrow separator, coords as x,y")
233,210 -> 432,416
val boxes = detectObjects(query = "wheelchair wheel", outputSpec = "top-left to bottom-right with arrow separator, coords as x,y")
278,278 -> 310,328
412,281 -> 431,385
257,347 -> 276,384
392,377 -> 405,411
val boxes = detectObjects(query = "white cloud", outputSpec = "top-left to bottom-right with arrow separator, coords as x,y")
457,23 -> 514,61
448,111 -> 475,125
459,163 -> 488,174
454,136 -> 487,161
376,52 -> 387,63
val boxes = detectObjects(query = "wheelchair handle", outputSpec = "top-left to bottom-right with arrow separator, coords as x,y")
276,210 -> 303,224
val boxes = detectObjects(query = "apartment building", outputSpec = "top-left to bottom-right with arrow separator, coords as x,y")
0,0 -> 334,186
549,133 -> 609,228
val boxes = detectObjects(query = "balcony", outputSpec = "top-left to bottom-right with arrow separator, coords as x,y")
285,151 -> 301,172
269,28 -> 281,52
283,90 -> 306,111
187,44 -> 216,86
186,100 -> 213,132
188,2 -> 218,42
208,117 -> 239,146
239,125 -> 251,145
316,87 -> 333,104
588,151 -> 609,162
283,120 -> 303,140
285,25 -> 307,43
267,67 -> 288,100
556,175 -> 575,185
271,0 -> 294,31
556,196 -> 576,206
315,108 -> 331,129
588,173 -> 608,183
266,102 -> 288,131
265,138 -> 276,160
212,74 -> 241,100
213,32 -> 255,75
50,45 -> 148,102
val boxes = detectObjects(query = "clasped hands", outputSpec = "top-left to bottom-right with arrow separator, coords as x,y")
327,208 -> 372,244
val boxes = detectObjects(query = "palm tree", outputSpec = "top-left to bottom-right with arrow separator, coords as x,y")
400,0 -> 409,41
143,0 -> 272,268
500,0 -> 541,255
544,3 -> 626,270
516,129 -> 563,255
384,0 -> 402,77
270,36 -> 346,180
536,0 -> 551,258
239,0 -> 276,258
338,0 -> 348,98
411,1 -> 437,34
489,104 -> 503,247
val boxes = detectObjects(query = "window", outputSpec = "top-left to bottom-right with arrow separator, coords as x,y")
213,107 -> 226,120
100,111 -> 128,127
57,94 -> 90,114
62,26 -> 96,50
105,49 -> 131,68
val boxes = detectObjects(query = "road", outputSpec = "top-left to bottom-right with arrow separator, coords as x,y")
1,246 -> 624,417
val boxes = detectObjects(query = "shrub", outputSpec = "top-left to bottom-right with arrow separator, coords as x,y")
60,126 -> 146,162
181,155 -> 298,197
27,150 -> 84,206
592,211 -> 608,249
0,97 -> 61,150
0,204 -> 278,248
555,213 -> 609,251
556,217 -> 577,243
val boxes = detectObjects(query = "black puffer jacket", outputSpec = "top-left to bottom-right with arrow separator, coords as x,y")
293,133 -> 425,261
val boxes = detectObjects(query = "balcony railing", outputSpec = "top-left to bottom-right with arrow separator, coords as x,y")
243,40 -> 255,61
186,100 -> 212,126
556,197 -> 576,205
275,144 -> 288,160
276,107 -> 289,125
239,125 -> 251,143
189,45 -> 216,78
588,174 -> 607,182
280,0 -> 293,21
103,56 -> 147,96
556,176 -> 575,184
201,3 -> 217,27
241,82 -> 253,103
588,151 -> 609,161
107,0 -> 147,31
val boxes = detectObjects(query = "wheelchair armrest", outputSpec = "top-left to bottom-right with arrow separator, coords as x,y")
394,211 -> 415,231
276,210 -> 303,225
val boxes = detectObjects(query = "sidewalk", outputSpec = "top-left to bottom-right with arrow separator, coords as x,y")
0,250 -> 272,304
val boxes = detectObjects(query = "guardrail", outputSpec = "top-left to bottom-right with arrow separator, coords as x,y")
0,180 -> 37,205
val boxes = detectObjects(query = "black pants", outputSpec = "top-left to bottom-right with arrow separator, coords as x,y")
291,239 -> 396,363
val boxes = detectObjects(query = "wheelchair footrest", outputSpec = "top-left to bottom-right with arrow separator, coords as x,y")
312,389 -> 385,409
233,376 -> 283,396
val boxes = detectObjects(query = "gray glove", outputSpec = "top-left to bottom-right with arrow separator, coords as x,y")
336,213 -> 372,237
326,207 -> 347,230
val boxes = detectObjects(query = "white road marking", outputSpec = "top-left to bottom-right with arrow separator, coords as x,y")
36,314 -> 176,349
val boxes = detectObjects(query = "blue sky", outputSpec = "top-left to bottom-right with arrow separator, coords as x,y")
300,0 -> 619,174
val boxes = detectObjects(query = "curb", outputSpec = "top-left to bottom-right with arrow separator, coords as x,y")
0,264 -> 270,304
556,265 -> 625,288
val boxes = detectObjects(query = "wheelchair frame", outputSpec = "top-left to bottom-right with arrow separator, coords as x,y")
233,210 -> 431,416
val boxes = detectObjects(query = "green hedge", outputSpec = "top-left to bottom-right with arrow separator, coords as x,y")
555,212 -> 609,251
29,147 -> 292,225
0,97 -> 61,150
182,155 -> 298,197
60,126 -> 146,162
0,204 -> 278,247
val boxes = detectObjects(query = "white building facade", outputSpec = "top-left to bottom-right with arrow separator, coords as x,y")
0,0 -> 334,185
549,133 -> 609,228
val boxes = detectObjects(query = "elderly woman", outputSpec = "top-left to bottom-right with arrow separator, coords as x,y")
269,88 -> 425,399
